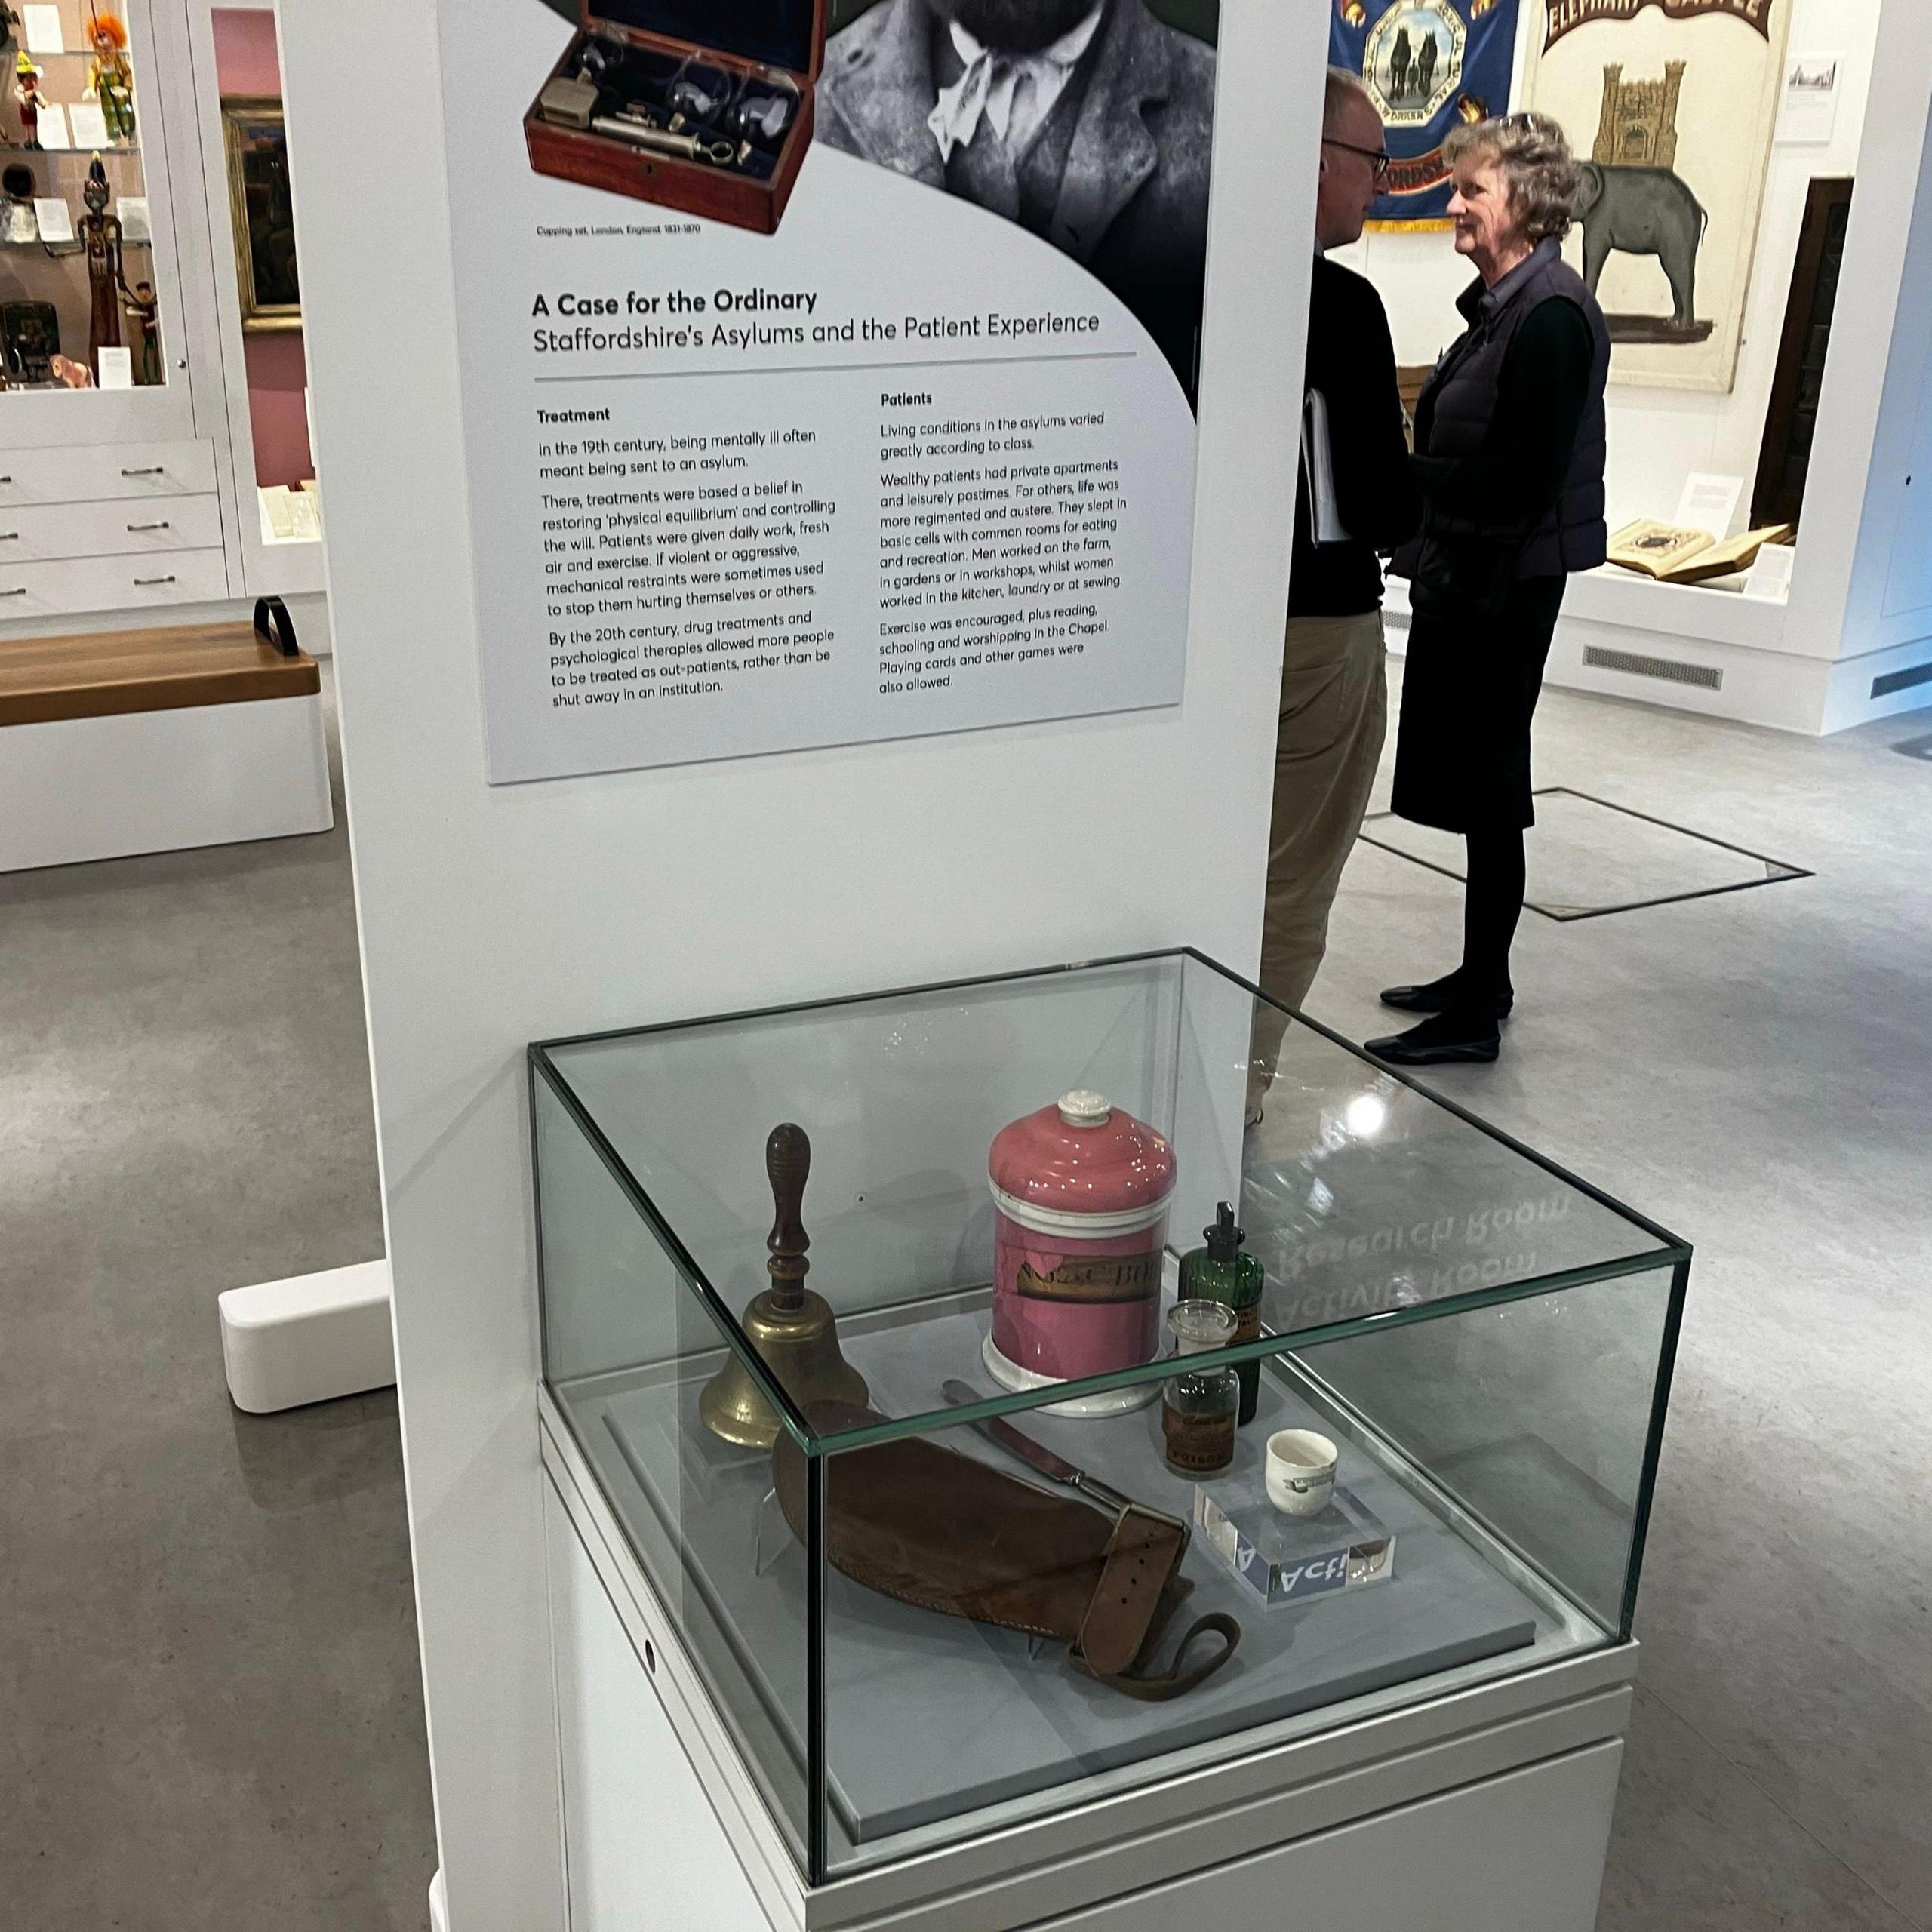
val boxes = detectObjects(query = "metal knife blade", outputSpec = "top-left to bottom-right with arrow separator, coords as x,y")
939,1379 -> 1134,1516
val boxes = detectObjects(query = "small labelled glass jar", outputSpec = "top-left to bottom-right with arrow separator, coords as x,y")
1161,1300 -> 1239,1478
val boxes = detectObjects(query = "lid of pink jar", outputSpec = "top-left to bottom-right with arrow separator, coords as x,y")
989,1091 -> 1177,1229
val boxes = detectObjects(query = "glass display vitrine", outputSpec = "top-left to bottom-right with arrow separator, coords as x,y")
531,951 -> 1690,1886
1,0 -> 170,396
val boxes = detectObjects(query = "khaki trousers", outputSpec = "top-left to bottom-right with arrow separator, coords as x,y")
1250,608 -> 1388,1099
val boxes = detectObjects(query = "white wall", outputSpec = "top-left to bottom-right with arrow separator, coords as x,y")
1334,0 -> 1881,538
275,3 -> 1329,1929
1824,46 -> 1932,726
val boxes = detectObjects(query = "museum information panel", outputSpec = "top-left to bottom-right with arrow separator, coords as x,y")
438,0 -> 1224,783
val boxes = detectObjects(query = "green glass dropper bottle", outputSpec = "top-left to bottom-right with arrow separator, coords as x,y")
1179,1202 -> 1265,1425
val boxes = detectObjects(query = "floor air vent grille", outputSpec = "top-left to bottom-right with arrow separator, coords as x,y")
1871,661 -> 1932,699
1583,645 -> 1723,691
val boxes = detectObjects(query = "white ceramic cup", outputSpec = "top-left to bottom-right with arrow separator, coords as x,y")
1266,1429 -> 1339,1518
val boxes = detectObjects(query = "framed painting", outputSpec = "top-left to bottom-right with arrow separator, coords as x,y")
222,96 -> 301,332
1521,0 -> 1792,393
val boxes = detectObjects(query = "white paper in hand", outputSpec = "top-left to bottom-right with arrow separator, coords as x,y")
1301,389 -> 1351,546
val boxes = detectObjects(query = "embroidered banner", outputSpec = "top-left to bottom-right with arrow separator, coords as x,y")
1331,0 -> 1523,231
1545,0 -> 1774,51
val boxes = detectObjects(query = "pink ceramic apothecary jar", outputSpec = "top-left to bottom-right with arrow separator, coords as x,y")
984,1090 -> 1177,1417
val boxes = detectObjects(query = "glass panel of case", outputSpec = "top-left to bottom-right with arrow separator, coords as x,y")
2,0 -> 163,392
532,951 -> 1689,1882
534,1071 -> 815,1866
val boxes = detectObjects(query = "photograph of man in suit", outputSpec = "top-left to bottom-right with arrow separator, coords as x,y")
817,0 -> 1219,401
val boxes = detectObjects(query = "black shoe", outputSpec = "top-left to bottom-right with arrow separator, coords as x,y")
1366,1008 -> 1502,1066
1380,972 -> 1513,1019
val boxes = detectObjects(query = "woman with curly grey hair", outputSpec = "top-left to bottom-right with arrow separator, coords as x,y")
1368,111 -> 1610,1067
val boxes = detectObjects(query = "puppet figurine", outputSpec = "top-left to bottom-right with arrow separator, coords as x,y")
15,50 -> 45,149
125,276 -> 159,383
81,155 -> 125,366
86,11 -> 135,145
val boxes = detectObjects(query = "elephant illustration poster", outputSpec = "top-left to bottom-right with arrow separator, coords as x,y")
1330,0 -> 1521,231
1522,0 -> 1790,392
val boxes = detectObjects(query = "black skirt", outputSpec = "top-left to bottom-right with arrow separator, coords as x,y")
1392,573 -> 1567,833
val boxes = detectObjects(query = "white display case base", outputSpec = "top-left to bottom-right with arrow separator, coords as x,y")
0,691 -> 332,874
219,1260 -> 394,1414
1384,571 -> 1932,737
538,1388 -> 1635,1932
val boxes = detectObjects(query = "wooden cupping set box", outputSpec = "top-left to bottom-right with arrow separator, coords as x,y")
525,0 -> 826,235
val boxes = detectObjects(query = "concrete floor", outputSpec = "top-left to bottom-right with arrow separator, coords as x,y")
3,665 -> 1927,1930
0,672 -> 433,1932
1310,666 -> 1932,1932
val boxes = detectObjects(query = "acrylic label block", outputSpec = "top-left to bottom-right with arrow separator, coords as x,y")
1193,1484 -> 1395,1608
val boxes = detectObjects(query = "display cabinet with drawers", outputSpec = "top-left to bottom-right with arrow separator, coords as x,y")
0,438 -> 232,617
1,0 -> 315,629
2,0 -> 226,616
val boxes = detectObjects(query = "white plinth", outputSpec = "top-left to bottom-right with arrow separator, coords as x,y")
219,1260 -> 395,1414
540,1389 -> 1633,1932
0,691 -> 332,873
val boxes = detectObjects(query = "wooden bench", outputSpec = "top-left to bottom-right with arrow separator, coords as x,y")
0,618 -> 332,872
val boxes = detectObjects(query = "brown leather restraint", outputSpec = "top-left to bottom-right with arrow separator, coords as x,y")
773,1402 -> 1239,1701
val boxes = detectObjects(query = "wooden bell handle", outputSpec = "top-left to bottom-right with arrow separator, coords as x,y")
764,1122 -> 811,1309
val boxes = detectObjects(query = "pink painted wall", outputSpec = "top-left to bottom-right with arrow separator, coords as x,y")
212,9 -> 312,489
211,8 -> 283,95
238,330 -> 312,488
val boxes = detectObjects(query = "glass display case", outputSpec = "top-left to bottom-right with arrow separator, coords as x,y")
1,0 -> 165,392
531,951 -> 1690,1887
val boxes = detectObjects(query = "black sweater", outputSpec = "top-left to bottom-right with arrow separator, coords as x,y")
1291,255 -> 1420,617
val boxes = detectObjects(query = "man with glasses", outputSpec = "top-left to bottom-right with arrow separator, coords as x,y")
1249,67 -> 1417,1119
